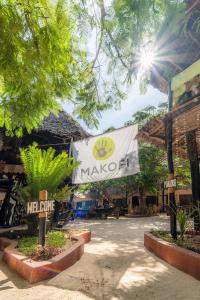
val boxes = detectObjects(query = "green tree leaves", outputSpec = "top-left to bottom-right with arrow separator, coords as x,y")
0,0 -> 116,136
73,0 -> 186,91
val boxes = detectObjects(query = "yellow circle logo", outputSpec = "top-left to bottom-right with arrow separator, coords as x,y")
93,137 -> 115,160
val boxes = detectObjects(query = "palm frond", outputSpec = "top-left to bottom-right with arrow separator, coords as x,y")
20,143 -> 79,201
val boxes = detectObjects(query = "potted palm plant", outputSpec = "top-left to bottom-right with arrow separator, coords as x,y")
19,143 -> 78,235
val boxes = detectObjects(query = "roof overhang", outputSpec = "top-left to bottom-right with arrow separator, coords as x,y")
138,96 -> 200,158
150,0 -> 200,94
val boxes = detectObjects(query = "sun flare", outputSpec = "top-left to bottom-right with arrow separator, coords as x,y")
139,49 -> 155,70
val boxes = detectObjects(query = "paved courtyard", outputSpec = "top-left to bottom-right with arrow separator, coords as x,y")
0,215 -> 200,299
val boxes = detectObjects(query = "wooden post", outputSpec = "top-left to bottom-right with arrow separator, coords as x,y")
161,183 -> 165,212
166,82 -> 177,239
186,130 -> 200,230
39,190 -> 47,247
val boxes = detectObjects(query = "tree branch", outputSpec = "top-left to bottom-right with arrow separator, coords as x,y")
91,1 -> 106,69
105,28 -> 129,69
93,0 -> 129,71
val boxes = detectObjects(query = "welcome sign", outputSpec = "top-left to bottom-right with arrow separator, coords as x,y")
27,200 -> 55,214
72,125 -> 140,184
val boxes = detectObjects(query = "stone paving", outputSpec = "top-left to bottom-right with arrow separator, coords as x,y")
0,215 -> 200,299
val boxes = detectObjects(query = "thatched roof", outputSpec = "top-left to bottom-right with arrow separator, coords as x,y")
0,111 -> 89,167
150,0 -> 200,94
21,110 -> 89,147
39,111 -> 89,141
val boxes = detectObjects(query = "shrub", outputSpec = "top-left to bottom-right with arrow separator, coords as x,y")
18,231 -> 68,259
18,236 -> 38,256
177,209 -> 188,240
47,231 -> 66,248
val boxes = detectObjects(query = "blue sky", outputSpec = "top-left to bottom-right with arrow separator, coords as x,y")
62,39 -> 167,135
62,82 -> 167,135
62,0 -> 167,135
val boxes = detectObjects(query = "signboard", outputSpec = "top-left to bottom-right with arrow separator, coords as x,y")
164,179 -> 177,189
171,59 -> 200,107
72,125 -> 140,184
27,200 -> 54,214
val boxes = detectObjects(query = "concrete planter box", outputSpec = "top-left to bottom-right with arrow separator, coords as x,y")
73,230 -> 91,244
0,230 -> 91,283
144,232 -> 200,281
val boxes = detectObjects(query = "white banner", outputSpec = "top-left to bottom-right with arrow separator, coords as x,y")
72,125 -> 140,184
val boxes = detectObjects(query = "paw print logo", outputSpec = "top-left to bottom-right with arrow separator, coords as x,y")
93,137 -> 115,160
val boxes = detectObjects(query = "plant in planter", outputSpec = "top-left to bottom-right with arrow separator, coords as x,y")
17,230 -> 72,260
177,209 -> 188,240
19,143 -> 79,235
191,202 -> 200,233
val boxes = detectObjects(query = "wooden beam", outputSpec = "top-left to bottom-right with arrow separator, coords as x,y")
172,133 -> 185,145
149,122 -> 164,136
171,96 -> 200,119
149,136 -> 165,145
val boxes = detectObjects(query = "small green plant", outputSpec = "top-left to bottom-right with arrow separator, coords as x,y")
18,231 -> 70,259
18,236 -> 38,256
177,209 -> 188,240
151,230 -> 173,242
47,231 -> 66,248
190,202 -> 200,231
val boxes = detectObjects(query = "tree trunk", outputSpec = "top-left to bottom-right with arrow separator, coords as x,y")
139,193 -> 145,206
162,185 -> 165,212
139,188 -> 146,215
127,192 -> 133,214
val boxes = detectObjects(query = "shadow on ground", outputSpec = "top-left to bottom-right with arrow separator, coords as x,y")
0,216 -> 200,300
47,216 -> 200,300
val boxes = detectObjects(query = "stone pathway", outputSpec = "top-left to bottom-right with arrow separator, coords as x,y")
0,215 -> 200,299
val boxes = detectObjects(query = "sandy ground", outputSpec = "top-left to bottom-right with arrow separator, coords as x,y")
0,215 -> 200,300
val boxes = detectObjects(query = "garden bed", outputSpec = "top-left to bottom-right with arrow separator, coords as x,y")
0,229 -> 91,283
17,231 -> 75,261
0,228 -> 91,244
144,231 -> 200,281
151,230 -> 200,254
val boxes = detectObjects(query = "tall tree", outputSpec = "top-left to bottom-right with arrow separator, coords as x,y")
0,0 -> 122,136
73,1 -> 186,88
